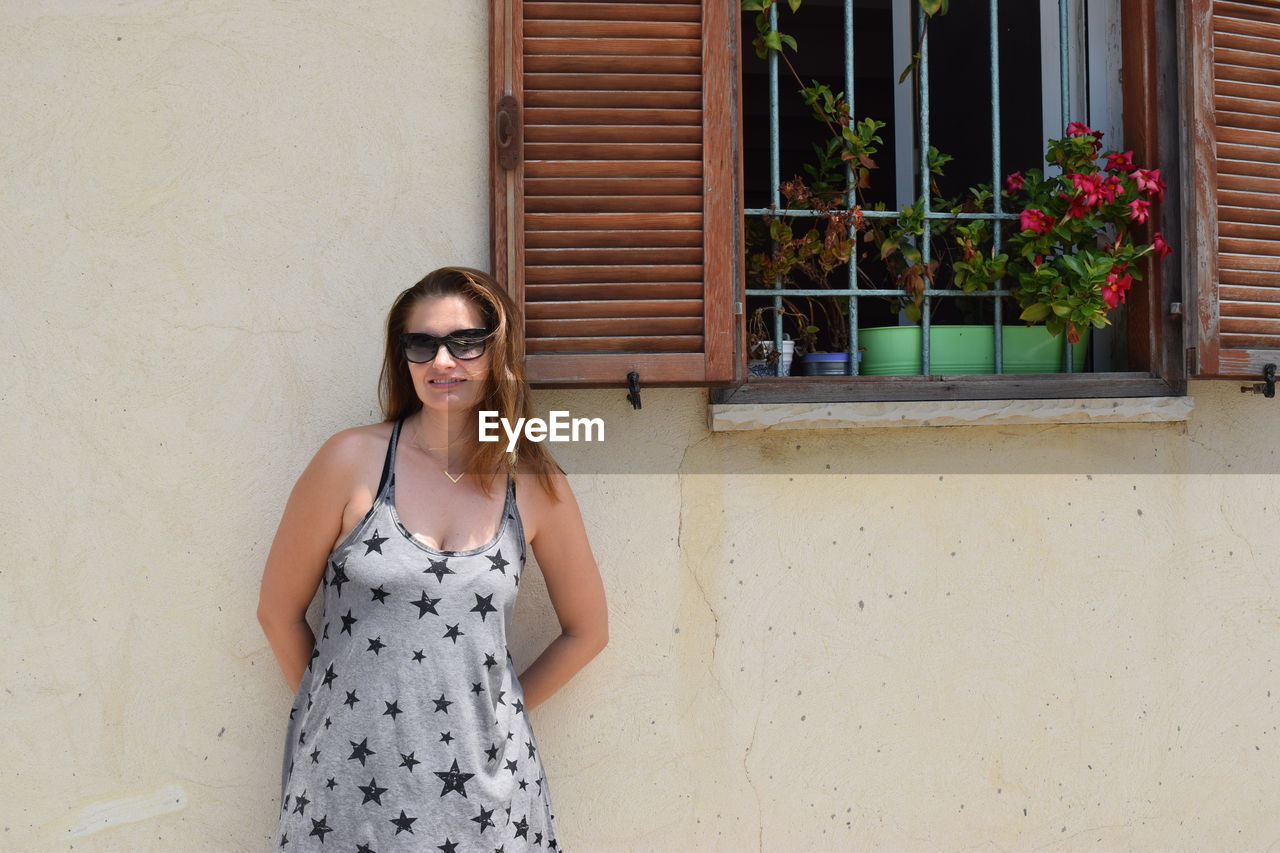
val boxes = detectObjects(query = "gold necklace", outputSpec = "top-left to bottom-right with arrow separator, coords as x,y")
410,418 -> 467,484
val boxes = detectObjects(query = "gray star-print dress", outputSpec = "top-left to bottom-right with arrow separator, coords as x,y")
274,416 -> 562,851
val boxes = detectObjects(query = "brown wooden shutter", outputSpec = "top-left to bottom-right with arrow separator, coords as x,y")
1185,0 -> 1280,378
490,0 -> 738,386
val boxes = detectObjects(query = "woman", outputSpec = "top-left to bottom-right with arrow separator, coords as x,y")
257,266 -> 608,851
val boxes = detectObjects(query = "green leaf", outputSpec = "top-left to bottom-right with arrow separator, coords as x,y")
1020,303 -> 1051,322
763,30 -> 782,51
779,33 -> 797,51
787,0 -> 802,11
921,0 -> 945,15
741,0 -> 766,10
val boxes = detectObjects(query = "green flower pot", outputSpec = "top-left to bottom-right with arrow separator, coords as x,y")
858,324 -> 1090,375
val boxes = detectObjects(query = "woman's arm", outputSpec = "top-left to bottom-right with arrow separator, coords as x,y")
256,431 -> 362,693
516,469 -> 609,712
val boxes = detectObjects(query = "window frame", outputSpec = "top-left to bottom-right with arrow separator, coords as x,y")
712,0 -> 1186,406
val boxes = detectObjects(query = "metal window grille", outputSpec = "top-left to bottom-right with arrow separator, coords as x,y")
745,0 -> 1085,377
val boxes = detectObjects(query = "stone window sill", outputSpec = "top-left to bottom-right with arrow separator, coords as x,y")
708,395 -> 1194,431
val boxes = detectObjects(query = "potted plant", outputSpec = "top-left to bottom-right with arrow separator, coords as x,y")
1001,122 -> 1173,366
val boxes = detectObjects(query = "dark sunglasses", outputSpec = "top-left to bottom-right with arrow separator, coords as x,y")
399,329 -> 493,363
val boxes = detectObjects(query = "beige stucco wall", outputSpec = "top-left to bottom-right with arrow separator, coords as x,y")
4,3 -> 1278,851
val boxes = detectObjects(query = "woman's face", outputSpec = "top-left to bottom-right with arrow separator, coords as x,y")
403,295 -> 492,416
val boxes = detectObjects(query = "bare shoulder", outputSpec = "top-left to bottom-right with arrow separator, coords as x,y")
513,461 -> 580,545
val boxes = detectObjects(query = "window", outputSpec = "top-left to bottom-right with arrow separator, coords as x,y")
489,1 -> 1209,403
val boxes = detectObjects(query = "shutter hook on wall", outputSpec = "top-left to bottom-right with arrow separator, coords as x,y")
1242,363 -> 1277,398
626,372 -> 642,410
495,96 -> 520,171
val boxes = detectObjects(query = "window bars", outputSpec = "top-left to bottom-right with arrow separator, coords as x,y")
744,0 -> 1081,376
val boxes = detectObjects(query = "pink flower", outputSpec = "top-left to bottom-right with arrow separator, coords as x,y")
1066,122 -> 1104,152
1060,192 -> 1091,221
1130,168 -> 1166,200
1127,198 -> 1151,224
1102,264 -> 1132,309
1019,208 -> 1055,235
1105,150 -> 1135,172
1033,254 -> 1045,267
1098,174 -> 1124,204
1005,172 -> 1024,193
1152,231 -> 1174,259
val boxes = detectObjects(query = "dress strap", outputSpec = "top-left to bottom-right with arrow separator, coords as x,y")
376,416 -> 404,498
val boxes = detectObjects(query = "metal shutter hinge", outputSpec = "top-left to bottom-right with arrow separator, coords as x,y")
626,371 -> 642,409
1241,363 -> 1277,398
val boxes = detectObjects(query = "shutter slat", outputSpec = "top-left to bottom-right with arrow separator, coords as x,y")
1216,46 -> 1280,71
1221,268 -> 1280,287
525,212 -> 702,230
525,55 -> 700,73
1221,284 -> 1280,302
1220,238 -> 1280,256
1214,60 -> 1280,87
1215,13 -> 1280,38
527,335 -> 703,353
525,38 -> 701,57
526,282 -> 704,301
1219,253 -> 1280,271
526,142 -> 702,159
525,107 -> 702,125
1215,126 -> 1280,150
1214,31 -> 1280,57
526,3 -> 701,23
527,160 -> 701,178
525,125 -> 701,143
1221,317 -> 1280,335
527,177 -> 703,195
1219,189 -> 1280,210
1217,157 -> 1280,179
1223,301 -> 1280,318
1218,173 -> 1280,194
1216,1 -> 1280,25
526,196 -> 702,213
526,317 -> 703,337
527,246 -> 703,264
525,20 -> 700,39
1221,205 -> 1280,226
527,229 -> 701,248
1216,79 -> 1280,102
526,72 -> 701,90
525,90 -> 701,108
1216,108 -> 1280,133
526,264 -> 703,284
1221,221 -> 1280,241
525,299 -> 703,319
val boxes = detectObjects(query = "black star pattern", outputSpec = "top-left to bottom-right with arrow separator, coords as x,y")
471,805 -> 496,834
329,560 -> 349,596
358,777 -> 387,805
340,609 -> 358,635
362,529 -> 389,554
309,815 -> 332,841
471,593 -> 497,621
424,558 -> 454,583
273,441 -> 558,850
348,737 -> 375,766
434,758 -> 475,798
389,809 -> 417,835
411,591 -> 441,619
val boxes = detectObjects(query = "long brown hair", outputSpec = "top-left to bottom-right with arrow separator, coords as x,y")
378,266 -> 564,500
